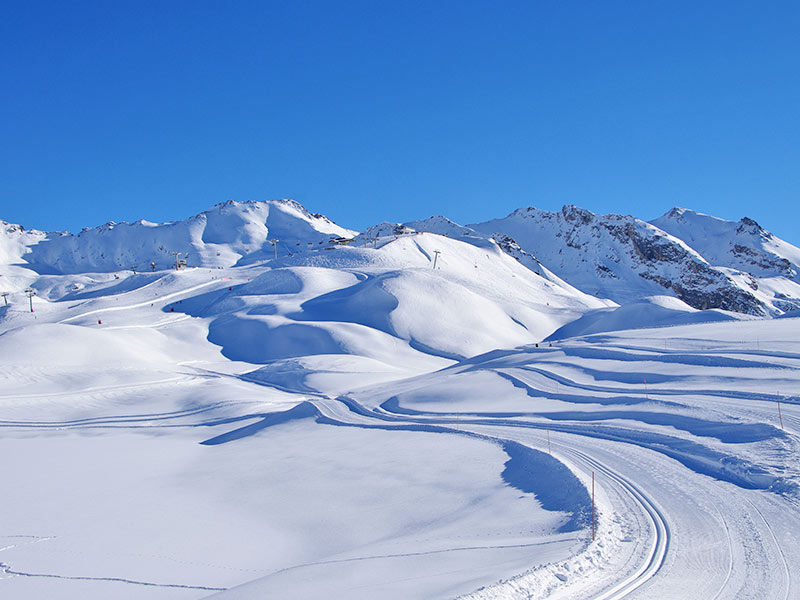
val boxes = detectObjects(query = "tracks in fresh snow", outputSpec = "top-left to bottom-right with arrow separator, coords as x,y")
0,561 -> 225,592
564,448 -> 669,600
2,355 -> 793,600
310,389 -> 795,599
0,535 -> 226,592
58,279 -> 219,324
746,500 -> 792,600
311,395 -> 671,600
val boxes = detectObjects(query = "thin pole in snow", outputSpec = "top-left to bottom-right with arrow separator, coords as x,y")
24,288 -> 35,312
778,392 -> 784,430
592,471 -> 594,540
432,250 -> 441,269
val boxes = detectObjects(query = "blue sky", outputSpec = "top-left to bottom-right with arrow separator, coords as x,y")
2,1 -> 799,242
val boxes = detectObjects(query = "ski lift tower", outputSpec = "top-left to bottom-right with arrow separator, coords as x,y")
24,288 -> 35,312
1,292 -> 8,306
432,250 -> 442,269
171,251 -> 182,270
268,239 -> 279,260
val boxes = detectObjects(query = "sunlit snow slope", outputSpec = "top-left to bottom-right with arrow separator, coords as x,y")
1,199 -> 799,600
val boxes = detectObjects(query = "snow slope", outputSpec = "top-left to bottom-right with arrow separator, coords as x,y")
0,220 -> 48,293
544,295 -> 748,341
173,231 -> 610,365
1,200 -> 799,600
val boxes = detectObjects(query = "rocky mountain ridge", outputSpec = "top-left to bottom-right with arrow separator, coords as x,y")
468,205 -> 800,316
3,200 -> 800,317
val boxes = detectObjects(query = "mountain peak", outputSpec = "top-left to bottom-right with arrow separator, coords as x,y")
737,216 -> 766,236
560,204 -> 595,224
664,206 -> 689,219
10,198 -> 355,274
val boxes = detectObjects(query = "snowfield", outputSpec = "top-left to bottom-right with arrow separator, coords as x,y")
1,201 -> 798,599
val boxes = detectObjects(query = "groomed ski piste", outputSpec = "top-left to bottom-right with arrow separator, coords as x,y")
1,202 -> 799,599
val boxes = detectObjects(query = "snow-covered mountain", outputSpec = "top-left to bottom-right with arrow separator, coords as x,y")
468,205 -> 800,316
652,207 -> 800,278
13,199 -> 355,275
6,200 -> 800,316
0,220 -> 48,291
5,199 -> 800,322
651,207 -> 800,314
2,199 -> 800,600
0,199 -> 612,364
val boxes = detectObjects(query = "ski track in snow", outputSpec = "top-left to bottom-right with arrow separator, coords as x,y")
2,217 -> 799,599
58,279 -> 220,324
745,500 -> 791,600
1,347 -> 795,599
306,396 -> 671,600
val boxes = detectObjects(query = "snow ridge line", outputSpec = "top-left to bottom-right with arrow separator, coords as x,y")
511,364 -> 793,406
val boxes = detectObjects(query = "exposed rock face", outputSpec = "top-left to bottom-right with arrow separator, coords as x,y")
652,208 -> 800,280
649,208 -> 800,314
470,206 -> 768,315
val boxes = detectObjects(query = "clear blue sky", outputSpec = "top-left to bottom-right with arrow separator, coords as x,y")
2,1 -> 799,242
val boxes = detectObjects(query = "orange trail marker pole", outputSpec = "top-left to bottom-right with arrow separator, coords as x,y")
592,471 -> 594,540
778,392 -> 784,430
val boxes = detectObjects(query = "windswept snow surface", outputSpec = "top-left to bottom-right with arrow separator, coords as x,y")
1,202 -> 799,600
